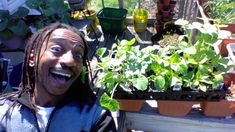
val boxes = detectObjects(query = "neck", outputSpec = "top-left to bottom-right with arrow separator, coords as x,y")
33,87 -> 64,107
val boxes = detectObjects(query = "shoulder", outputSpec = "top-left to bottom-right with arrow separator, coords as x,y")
0,92 -> 22,115
0,98 -> 14,116
65,101 -> 108,116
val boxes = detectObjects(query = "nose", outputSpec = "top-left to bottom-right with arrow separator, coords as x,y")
59,51 -> 76,66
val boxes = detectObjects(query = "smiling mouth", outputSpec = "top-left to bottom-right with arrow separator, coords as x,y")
50,69 -> 72,82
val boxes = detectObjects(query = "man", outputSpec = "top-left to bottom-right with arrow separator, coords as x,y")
0,23 -> 117,132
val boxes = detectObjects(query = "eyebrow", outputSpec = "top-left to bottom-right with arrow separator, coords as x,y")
50,38 -> 85,49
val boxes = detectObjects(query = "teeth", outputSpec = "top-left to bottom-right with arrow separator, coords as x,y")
51,70 -> 72,78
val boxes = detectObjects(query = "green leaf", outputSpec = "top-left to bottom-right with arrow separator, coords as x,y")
26,0 -> 42,9
178,63 -> 188,74
0,29 -> 13,40
199,85 -> 207,92
8,20 -> 29,37
170,76 -> 181,86
97,48 -> 107,57
0,10 -> 10,19
0,18 -> 8,31
183,46 -> 196,54
126,38 -> 136,46
214,74 -> 223,84
129,74 -> 148,91
11,7 -> 29,19
154,75 -> 165,91
100,94 -> 120,112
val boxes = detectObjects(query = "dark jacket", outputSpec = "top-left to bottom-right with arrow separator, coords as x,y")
0,93 -> 117,132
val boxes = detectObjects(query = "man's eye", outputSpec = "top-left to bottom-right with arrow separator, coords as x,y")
51,46 -> 62,53
74,52 -> 83,60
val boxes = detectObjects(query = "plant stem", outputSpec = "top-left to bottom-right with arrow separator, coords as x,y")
110,83 -> 119,99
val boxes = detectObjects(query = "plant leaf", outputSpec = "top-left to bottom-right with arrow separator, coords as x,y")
129,74 -> 148,91
97,48 -> 107,57
0,18 -> 8,31
100,94 -> 120,112
11,7 -> 29,19
154,75 -> 165,91
9,20 -> 29,37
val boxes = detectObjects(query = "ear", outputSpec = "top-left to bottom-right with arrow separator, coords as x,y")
29,50 -> 35,67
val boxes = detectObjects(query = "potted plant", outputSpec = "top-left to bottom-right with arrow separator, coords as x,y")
202,0 -> 235,57
0,6 -> 31,49
203,0 -> 235,29
25,0 -> 72,29
95,39 -> 157,112
149,18 -> 232,116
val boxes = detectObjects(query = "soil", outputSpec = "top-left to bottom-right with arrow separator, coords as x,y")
158,33 -> 180,47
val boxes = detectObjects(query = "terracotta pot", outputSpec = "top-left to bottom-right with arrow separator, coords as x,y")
220,24 -> 235,33
163,0 -> 170,6
219,38 -> 235,57
162,9 -> 170,18
169,4 -> 175,11
168,12 -> 175,20
169,0 -> 176,10
155,22 -> 163,32
223,73 -> 235,87
157,100 -> 194,117
117,99 -> 144,112
156,13 -> 162,21
198,0 -> 209,5
201,100 -> 235,117
157,2 -> 163,13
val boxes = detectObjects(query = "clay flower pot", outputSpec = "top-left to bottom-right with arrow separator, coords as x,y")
117,99 -> 144,112
156,13 -> 162,21
223,72 -> 235,87
155,21 -> 163,32
157,100 -> 195,117
220,24 -> 235,33
169,0 -> 177,10
219,38 -> 235,57
163,0 -> 171,6
157,2 -> 164,13
162,9 -> 170,18
201,100 -> 235,117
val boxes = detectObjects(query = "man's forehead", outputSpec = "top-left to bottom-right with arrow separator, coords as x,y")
52,29 -> 84,43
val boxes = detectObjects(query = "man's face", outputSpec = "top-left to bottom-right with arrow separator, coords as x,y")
36,28 -> 85,97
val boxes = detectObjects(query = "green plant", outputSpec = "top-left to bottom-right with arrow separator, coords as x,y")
150,19 -> 232,92
95,18 -> 232,112
95,39 -> 157,111
0,7 -> 30,40
203,0 -> 235,24
26,0 -> 72,29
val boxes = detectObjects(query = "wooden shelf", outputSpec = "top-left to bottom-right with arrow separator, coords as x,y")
117,100 -> 235,132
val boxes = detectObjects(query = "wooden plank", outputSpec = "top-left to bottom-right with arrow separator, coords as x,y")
122,100 -> 235,132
